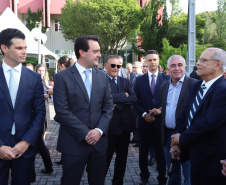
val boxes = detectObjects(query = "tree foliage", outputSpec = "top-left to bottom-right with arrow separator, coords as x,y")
26,8 -> 47,33
60,0 -> 142,62
131,0 -> 168,57
169,0 -> 182,16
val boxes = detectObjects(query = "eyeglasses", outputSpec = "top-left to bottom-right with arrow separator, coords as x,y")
143,65 -> 148,68
110,64 -> 122,69
198,58 -> 218,63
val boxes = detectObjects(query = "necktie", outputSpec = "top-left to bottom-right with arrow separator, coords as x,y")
84,69 -> 91,100
9,68 -> 19,135
150,74 -> 155,94
187,84 -> 206,128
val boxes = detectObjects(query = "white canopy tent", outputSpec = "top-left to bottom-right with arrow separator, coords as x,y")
0,8 -> 58,60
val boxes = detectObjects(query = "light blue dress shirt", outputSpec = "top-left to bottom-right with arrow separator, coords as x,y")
165,75 -> 185,129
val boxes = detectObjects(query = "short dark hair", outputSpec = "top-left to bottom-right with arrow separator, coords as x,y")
106,55 -> 119,63
58,56 -> 75,68
74,35 -> 99,59
0,28 -> 25,55
145,49 -> 159,58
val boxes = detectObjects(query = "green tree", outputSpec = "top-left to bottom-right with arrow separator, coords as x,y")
26,8 -> 47,33
60,0 -> 142,63
131,0 -> 167,57
169,0 -> 182,16
167,13 -> 205,47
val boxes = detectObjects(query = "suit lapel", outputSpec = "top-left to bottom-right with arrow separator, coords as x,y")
0,66 -> 13,109
162,81 -> 170,108
14,66 -> 28,109
194,76 -> 224,116
143,73 -> 152,96
155,73 -> 162,95
177,76 -> 189,107
70,65 -> 89,103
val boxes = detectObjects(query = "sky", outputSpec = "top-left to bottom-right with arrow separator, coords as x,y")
167,0 -> 218,15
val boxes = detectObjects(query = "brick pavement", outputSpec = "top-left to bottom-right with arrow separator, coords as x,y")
32,102 -> 160,185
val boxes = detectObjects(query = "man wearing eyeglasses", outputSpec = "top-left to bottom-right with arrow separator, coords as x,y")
170,48 -> 226,185
104,55 -> 137,185
134,50 -> 170,185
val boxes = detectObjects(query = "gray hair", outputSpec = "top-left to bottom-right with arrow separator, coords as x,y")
211,48 -> 226,71
126,63 -> 132,68
167,55 -> 186,68
133,61 -> 143,68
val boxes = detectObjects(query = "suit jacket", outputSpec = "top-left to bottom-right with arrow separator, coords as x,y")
108,77 -> 137,135
160,76 -> 196,146
120,68 -> 130,80
134,72 -> 170,129
54,65 -> 114,156
0,65 -> 45,158
176,76 -> 226,178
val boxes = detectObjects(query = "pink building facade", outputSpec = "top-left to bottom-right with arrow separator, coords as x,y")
0,0 -> 162,66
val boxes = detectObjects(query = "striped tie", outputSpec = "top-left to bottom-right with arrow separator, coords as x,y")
187,84 -> 206,128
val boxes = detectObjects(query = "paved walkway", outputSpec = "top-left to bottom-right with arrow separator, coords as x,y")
32,102 -> 160,185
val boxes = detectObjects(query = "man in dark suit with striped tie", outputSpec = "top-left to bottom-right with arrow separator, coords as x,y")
170,48 -> 226,185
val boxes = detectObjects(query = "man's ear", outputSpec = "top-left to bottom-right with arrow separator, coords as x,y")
0,44 -> 7,54
215,60 -> 222,71
79,49 -> 85,58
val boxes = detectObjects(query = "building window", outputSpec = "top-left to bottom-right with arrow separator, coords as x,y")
45,59 -> 50,68
118,50 -> 133,66
55,19 -> 61,32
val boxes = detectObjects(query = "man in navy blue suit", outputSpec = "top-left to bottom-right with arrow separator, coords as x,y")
171,48 -> 226,185
0,28 -> 45,185
134,50 -> 170,185
54,35 -> 114,185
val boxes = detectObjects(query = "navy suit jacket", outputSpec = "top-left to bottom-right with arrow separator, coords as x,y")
54,65 -> 114,156
0,65 -> 45,158
160,76 -> 196,146
108,76 -> 137,135
134,72 -> 170,129
176,76 -> 226,178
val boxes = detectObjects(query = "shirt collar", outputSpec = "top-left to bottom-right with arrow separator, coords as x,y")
75,62 -> 92,74
108,75 -> 117,81
148,70 -> 158,78
202,75 -> 222,89
2,60 -> 22,73
170,74 -> 185,85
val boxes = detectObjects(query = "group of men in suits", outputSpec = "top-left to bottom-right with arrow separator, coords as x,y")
1,27 -> 226,185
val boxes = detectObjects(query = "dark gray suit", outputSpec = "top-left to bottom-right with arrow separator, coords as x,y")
53,65 -> 114,185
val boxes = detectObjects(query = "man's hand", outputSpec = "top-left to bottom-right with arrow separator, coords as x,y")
0,145 -> 16,160
169,145 -> 181,160
11,140 -> 30,158
144,114 -> 155,123
125,92 -> 129,97
171,133 -> 181,146
220,159 -> 226,176
85,129 -> 101,145
149,108 -> 161,116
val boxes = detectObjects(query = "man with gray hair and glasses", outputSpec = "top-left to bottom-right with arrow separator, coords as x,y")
170,48 -> 226,185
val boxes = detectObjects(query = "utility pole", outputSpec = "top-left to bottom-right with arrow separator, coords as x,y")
187,0 -> 196,74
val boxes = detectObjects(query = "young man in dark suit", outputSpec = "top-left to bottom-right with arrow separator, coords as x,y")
53,35 -> 114,185
0,28 -> 45,185
171,48 -> 226,185
104,55 -> 137,185
150,55 -> 196,185
134,50 -> 170,185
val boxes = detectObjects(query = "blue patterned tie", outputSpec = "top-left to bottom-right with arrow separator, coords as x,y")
84,69 -> 91,100
150,74 -> 155,94
187,84 -> 206,128
9,68 -> 19,135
